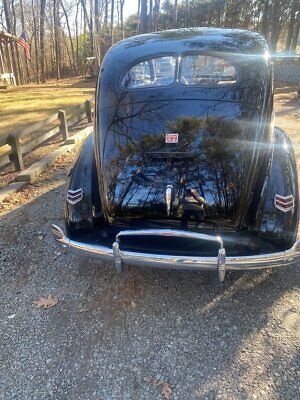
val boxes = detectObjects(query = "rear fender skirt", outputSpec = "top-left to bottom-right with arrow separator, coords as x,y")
65,134 -> 103,238
258,127 -> 299,248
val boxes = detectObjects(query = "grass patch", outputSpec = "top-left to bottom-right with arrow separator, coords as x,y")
0,77 -> 95,139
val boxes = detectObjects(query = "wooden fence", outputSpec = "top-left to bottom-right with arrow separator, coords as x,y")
274,56 -> 300,85
0,99 -> 93,172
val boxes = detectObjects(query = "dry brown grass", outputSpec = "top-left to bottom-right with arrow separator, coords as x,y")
0,77 -> 95,139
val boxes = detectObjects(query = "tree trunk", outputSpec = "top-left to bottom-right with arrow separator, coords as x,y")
153,0 -> 160,31
185,0 -> 190,28
111,0 -> 115,45
140,0 -> 148,33
94,0 -> 100,33
62,29 -> 73,74
40,0 -> 46,82
149,0 -> 153,30
3,0 -> 20,84
75,0 -> 80,71
80,0 -> 92,33
291,12 -> 300,52
11,0 -> 24,84
173,0 -> 178,26
137,0 -> 141,32
120,0 -> 125,39
61,0 -> 77,74
32,0 -> 40,83
53,0 -> 61,79
104,0 -> 108,28
80,0 -> 93,57
89,0 -> 94,56
19,0 -> 31,81
94,0 -> 101,64
260,0 -> 269,37
269,0 -> 281,51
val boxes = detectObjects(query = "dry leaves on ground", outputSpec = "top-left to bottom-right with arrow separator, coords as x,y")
145,378 -> 172,399
34,294 -> 59,309
161,382 -> 172,400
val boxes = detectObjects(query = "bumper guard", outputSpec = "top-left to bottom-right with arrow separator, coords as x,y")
51,224 -> 300,281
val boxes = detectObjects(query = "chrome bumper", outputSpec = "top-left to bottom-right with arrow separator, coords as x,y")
51,224 -> 300,281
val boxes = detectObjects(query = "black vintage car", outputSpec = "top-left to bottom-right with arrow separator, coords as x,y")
52,28 -> 300,281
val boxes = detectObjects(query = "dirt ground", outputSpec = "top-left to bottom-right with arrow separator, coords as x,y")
275,90 -> 300,151
0,77 -> 95,139
0,91 -> 299,400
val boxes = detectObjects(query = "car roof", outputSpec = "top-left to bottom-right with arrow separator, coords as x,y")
108,27 -> 269,57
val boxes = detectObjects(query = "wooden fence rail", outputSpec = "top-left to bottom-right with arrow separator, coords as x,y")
0,99 -> 93,173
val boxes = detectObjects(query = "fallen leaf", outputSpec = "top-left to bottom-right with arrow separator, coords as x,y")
130,301 -> 137,308
144,377 -> 162,387
162,382 -> 172,400
145,378 -> 172,399
34,294 -> 59,309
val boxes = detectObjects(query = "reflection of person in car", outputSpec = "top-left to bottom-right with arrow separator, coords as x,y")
181,188 -> 206,229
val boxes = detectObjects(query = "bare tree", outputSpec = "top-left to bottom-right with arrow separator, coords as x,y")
140,0 -> 147,33
149,0 -> 153,30
0,0 -> 299,86
3,0 -> 19,83
173,0 -> 178,26
40,0 -> 46,82
120,0 -> 126,39
111,0 -> 115,44
291,11 -> 300,51
19,0 -> 31,81
60,0 -> 77,73
153,0 -> 160,30
53,0 -> 61,79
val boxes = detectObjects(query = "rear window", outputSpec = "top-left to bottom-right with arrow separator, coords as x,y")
121,56 -> 176,89
180,55 -> 237,86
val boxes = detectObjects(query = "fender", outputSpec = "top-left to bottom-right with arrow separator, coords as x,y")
65,134 -> 103,239
258,127 -> 299,250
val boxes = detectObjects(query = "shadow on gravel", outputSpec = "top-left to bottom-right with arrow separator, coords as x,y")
0,185 -> 299,399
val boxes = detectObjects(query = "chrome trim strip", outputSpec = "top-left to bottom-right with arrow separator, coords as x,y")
115,229 -> 223,244
51,225 -> 300,275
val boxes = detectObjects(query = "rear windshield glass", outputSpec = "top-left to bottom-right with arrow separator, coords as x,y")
180,55 -> 237,86
121,56 -> 176,89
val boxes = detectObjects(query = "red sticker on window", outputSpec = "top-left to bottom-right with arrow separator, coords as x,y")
165,133 -> 179,143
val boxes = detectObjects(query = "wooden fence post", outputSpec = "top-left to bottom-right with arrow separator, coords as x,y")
8,133 -> 24,171
58,110 -> 69,140
85,100 -> 92,123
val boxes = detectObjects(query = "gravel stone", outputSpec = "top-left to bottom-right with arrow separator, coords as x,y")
0,94 -> 299,399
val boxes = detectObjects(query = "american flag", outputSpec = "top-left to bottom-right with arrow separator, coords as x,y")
17,31 -> 30,60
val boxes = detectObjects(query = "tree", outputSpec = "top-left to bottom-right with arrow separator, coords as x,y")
173,0 -> 178,26
140,0 -> 147,33
19,0 -> 31,81
111,0 -> 115,44
61,0 -> 78,74
120,0 -> 126,39
0,0 -> 299,85
53,0 -> 61,79
291,11 -> 300,51
3,0 -> 20,83
40,0 -> 46,82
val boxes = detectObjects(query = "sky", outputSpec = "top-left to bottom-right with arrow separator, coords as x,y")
123,0 -> 140,19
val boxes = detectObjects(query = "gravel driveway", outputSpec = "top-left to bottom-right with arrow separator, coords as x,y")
0,95 -> 299,400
